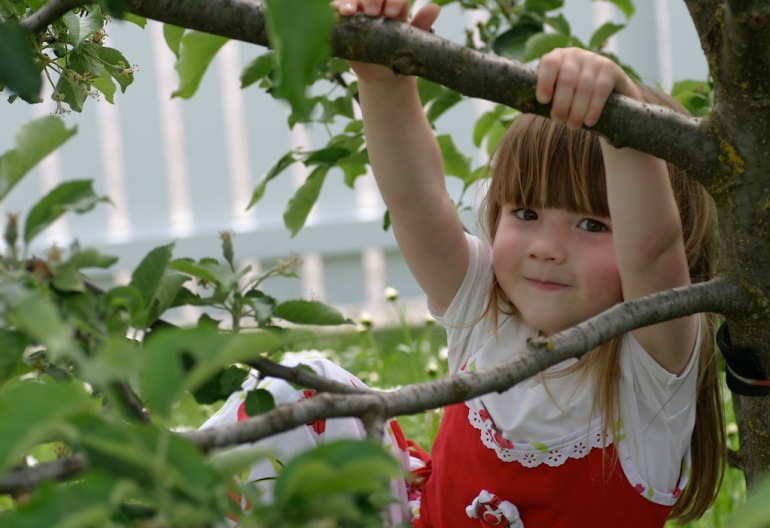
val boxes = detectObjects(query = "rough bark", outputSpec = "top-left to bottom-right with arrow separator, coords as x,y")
684,0 -> 770,488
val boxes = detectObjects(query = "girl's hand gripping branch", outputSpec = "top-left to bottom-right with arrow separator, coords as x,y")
333,0 -> 441,81
535,47 -> 643,129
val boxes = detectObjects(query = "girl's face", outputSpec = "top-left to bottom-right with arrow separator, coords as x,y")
492,205 -> 623,334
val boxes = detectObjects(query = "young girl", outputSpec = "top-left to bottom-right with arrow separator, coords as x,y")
202,1 -> 725,526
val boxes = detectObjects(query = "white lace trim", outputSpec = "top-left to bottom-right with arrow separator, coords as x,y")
466,401 -> 691,506
466,401 -> 607,468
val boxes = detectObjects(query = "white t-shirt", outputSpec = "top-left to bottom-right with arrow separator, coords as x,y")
432,233 -> 699,494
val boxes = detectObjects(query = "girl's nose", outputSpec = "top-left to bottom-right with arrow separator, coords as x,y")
527,227 -> 567,263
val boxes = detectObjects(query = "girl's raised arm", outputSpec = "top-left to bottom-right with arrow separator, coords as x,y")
336,0 -> 469,314
536,48 -> 698,374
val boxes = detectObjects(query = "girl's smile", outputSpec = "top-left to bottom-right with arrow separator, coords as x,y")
524,277 -> 569,290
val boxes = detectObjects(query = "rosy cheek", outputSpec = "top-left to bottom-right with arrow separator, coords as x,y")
591,263 -> 623,302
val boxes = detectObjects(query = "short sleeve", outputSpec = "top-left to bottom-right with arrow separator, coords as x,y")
431,233 -> 495,374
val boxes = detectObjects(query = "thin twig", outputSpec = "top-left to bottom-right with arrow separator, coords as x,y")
113,380 -> 151,423
247,357 -> 372,395
0,455 -> 86,495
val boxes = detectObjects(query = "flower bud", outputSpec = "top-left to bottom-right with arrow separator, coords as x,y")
4,213 -> 18,249
384,286 -> 399,302
219,230 -> 235,268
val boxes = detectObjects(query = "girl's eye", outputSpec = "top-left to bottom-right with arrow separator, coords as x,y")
514,208 -> 538,221
578,218 -> 609,233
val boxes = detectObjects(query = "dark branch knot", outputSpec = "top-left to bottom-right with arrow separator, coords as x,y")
392,53 -> 420,75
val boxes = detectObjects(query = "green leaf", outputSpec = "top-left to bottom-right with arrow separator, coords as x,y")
263,0 -> 336,119
273,440 -> 399,509
10,294 -> 75,360
304,147 -> 350,166
79,335 -> 141,388
147,270 -> 189,324
0,330 -> 26,385
492,17 -> 543,61
465,165 -> 490,190
274,299 -> 350,326
594,0 -> 635,20
437,134 -> 471,181
68,247 -> 117,271
728,472 -> 770,528
192,364 -> 247,404
24,180 -> 109,244
426,89 -> 463,123
0,21 -> 42,101
101,0 -> 125,18
588,22 -> 625,50
0,380 -> 95,473
142,328 -> 282,418
90,73 -> 116,103
62,7 -> 104,48
51,266 -> 85,292
121,12 -> 147,27
170,258 -> 237,295
544,14 -> 571,35
241,51 -> 276,88
54,72 -> 87,113
283,165 -> 328,236
244,388 -> 276,417
172,31 -> 228,99
472,105 -> 507,148
97,47 -> 134,92
0,117 -> 77,203
247,151 -> 297,209
163,24 -> 185,59
524,0 -> 564,13
417,78 -> 444,106
340,157 -> 368,188
522,32 -> 572,62
129,242 -> 175,308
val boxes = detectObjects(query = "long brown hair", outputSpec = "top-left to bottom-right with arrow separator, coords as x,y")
480,93 -> 723,522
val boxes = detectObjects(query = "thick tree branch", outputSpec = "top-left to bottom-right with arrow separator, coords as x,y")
186,277 -> 748,452
21,0 -> 722,184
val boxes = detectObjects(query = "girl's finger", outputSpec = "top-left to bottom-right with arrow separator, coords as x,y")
383,0 -> 410,19
411,2 -> 440,31
536,49 -> 566,105
566,66 -> 597,129
583,64 -> 616,127
549,56 -> 579,123
362,0 -> 385,17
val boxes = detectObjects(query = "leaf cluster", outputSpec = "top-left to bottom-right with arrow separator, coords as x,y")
0,116 -> 391,526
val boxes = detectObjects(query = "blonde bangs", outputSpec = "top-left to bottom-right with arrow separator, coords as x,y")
486,114 -> 608,240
